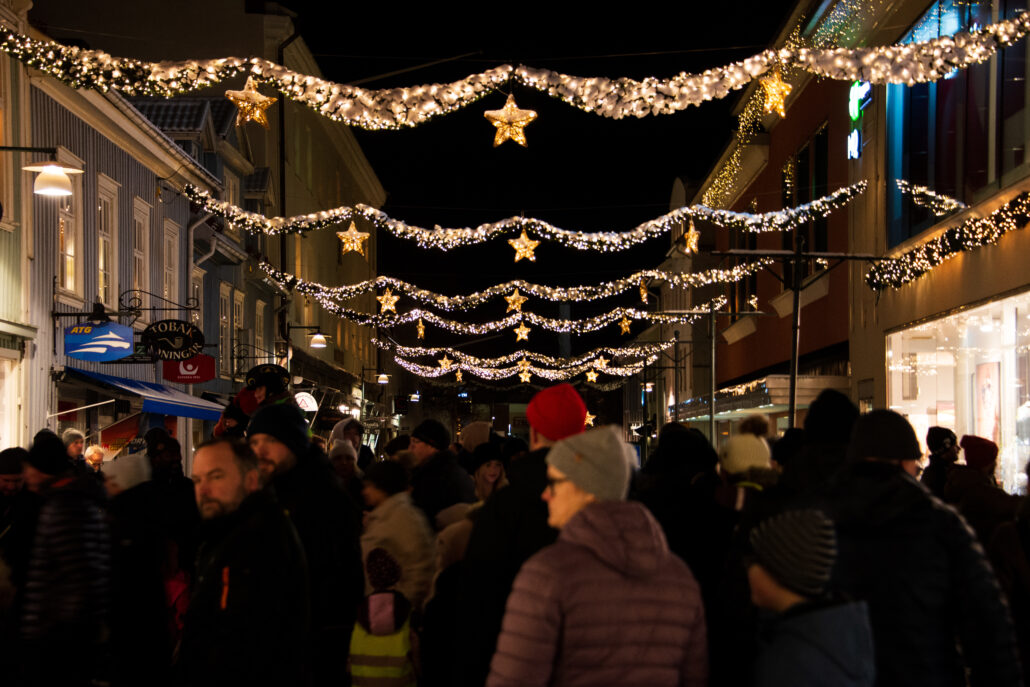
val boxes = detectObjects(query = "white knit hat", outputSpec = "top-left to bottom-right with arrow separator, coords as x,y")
719,434 -> 771,475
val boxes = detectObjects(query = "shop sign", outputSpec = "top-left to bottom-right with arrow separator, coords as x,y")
294,391 -> 318,411
142,320 -> 205,361
64,322 -> 134,362
162,354 -> 217,384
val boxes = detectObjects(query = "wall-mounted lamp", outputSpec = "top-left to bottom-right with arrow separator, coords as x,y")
376,372 -> 389,385
644,382 -> 655,393
287,323 -> 329,349
0,147 -> 83,197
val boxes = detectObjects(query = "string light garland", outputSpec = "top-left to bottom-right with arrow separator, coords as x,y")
484,94 -> 537,146
224,76 -> 275,128
184,182 -> 866,248
896,179 -> 967,217
394,355 -> 651,382
866,191 -> 1030,290
371,339 -> 677,370
2,17 -> 1024,128
337,222 -> 370,256
259,260 -> 767,311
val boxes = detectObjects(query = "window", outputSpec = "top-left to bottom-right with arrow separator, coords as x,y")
224,170 -> 241,240
233,290 -> 246,378
1001,0 -> 1030,174
255,299 -> 267,364
190,267 -> 205,328
781,125 -> 829,286
163,220 -> 179,308
96,175 -> 119,308
131,198 -> 150,314
219,282 -> 232,377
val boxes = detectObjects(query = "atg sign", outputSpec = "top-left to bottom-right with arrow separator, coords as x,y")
162,354 -> 216,384
64,322 -> 134,362
143,320 -> 205,361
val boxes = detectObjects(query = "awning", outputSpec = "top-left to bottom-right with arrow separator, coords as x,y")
67,367 -> 224,421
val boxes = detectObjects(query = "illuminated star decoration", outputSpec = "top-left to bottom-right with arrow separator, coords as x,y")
505,288 -> 529,312
514,322 -> 531,341
416,317 -> 425,339
455,369 -> 463,382
748,295 -> 759,310
336,222 -> 370,257
684,219 -> 701,254
484,93 -> 537,147
619,316 -> 632,335
639,279 -> 648,303
594,356 -> 610,369
584,412 -> 596,427
508,230 -> 540,262
517,359 -> 531,372
760,69 -> 792,118
519,370 -> 532,383
438,354 -> 454,368
377,287 -> 399,314
225,77 -> 276,129
586,370 -> 599,383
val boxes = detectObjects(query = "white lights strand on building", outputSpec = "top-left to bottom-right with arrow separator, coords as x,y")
2,14 -> 1028,127
866,191 -> 1030,290
260,260 -> 768,310
896,179 -> 967,216
372,338 -> 676,369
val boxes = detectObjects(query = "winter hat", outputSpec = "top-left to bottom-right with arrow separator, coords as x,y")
384,435 -> 410,457
750,509 -> 838,598
527,384 -> 588,442
0,447 -> 27,474
927,427 -> 958,457
460,421 -> 493,454
245,363 -> 289,395
104,451 -> 152,492
803,389 -> 859,445
847,409 -> 922,463
247,403 -> 310,460
719,434 -> 771,475
469,441 -> 503,475
960,435 -> 998,470
329,440 -> 357,463
61,428 -> 85,448
411,419 -> 450,451
329,417 -> 362,451
546,425 -> 631,502
27,432 -> 71,475
363,460 -> 409,496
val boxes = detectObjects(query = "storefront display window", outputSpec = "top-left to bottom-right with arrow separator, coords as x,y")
887,289 -> 1030,492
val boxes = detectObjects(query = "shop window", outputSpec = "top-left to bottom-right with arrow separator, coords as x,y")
886,289 -> 1030,493
886,0 -> 993,246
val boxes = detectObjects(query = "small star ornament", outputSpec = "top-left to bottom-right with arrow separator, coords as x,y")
509,230 -> 540,262
225,77 -> 276,129
517,359 -> 531,372
684,219 -> 700,254
416,318 -> 425,339
377,288 -> 399,314
639,279 -> 648,303
438,354 -> 454,369
584,412 -> 596,427
484,94 -> 537,147
594,356 -> 610,370
619,316 -> 632,335
337,222 -> 370,257
455,370 -> 463,383
519,370 -> 532,383
514,322 -> 531,342
760,69 -> 792,118
586,370 -> 599,383
505,288 -> 529,312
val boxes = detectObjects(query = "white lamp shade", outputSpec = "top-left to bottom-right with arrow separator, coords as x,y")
309,332 -> 327,348
376,373 -> 389,384
33,165 -> 73,196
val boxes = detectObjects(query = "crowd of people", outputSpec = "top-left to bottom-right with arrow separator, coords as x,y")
0,376 -> 1027,686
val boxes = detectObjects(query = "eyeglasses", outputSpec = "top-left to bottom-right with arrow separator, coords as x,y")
546,476 -> 570,493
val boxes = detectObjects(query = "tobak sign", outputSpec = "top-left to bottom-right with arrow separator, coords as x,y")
162,354 -> 216,384
143,319 -> 205,361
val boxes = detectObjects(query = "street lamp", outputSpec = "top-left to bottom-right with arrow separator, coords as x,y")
0,146 -> 83,197
287,323 -> 329,349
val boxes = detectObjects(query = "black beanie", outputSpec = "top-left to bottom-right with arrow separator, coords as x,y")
412,419 -> 450,451
364,460 -> 409,496
469,441 -> 502,475
751,509 -> 837,598
0,447 -> 27,475
926,426 -> 957,456
247,403 -> 310,460
27,432 -> 71,476
847,409 -> 922,462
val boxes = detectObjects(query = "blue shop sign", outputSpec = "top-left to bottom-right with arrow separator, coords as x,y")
64,322 -> 135,362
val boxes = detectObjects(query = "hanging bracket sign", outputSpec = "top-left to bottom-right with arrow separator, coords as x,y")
142,320 -> 205,361
64,321 -> 135,362
162,354 -> 217,384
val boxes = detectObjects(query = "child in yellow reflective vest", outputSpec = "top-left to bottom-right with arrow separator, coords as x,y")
349,547 -> 416,686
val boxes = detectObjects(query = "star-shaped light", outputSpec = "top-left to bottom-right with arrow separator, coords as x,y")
336,222 -> 370,257
225,77 -> 276,129
484,94 -> 537,147
455,369 -> 463,382
509,230 -> 540,262
586,370 -> 599,383
519,370 -> 532,383
416,318 -> 425,339
585,412 -> 596,427
639,279 -> 648,303
594,356 -> 610,370
514,322 -> 531,342
505,288 -> 529,312
684,219 -> 700,254
619,316 -> 632,335
517,359 -> 531,372
438,354 -> 454,369
760,69 -> 792,118
377,288 -> 399,314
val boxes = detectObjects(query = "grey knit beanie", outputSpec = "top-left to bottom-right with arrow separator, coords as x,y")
62,427 -> 85,447
545,425 -> 631,502
750,509 -> 837,598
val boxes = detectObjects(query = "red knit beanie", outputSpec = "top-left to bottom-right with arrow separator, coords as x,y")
527,384 -> 587,441
960,434 -> 998,470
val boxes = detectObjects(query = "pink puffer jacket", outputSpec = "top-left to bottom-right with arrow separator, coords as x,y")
487,501 -> 708,687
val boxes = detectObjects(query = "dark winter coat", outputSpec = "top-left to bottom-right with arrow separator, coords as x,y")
487,501 -> 707,687
989,508 -> 1030,676
754,600 -> 875,687
826,459 -> 1021,687
410,449 -> 475,525
270,444 -> 364,684
179,488 -> 309,687
920,454 -> 957,499
942,464 -> 1021,545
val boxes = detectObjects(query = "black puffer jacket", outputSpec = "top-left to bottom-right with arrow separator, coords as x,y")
826,460 -> 1021,687
410,449 -> 475,525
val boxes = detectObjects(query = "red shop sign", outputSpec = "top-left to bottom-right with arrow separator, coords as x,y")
162,354 -> 216,384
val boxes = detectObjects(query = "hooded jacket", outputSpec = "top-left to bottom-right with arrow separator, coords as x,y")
754,600 -> 875,687
487,501 -> 707,687
826,460 -> 1021,687
360,491 -> 435,612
